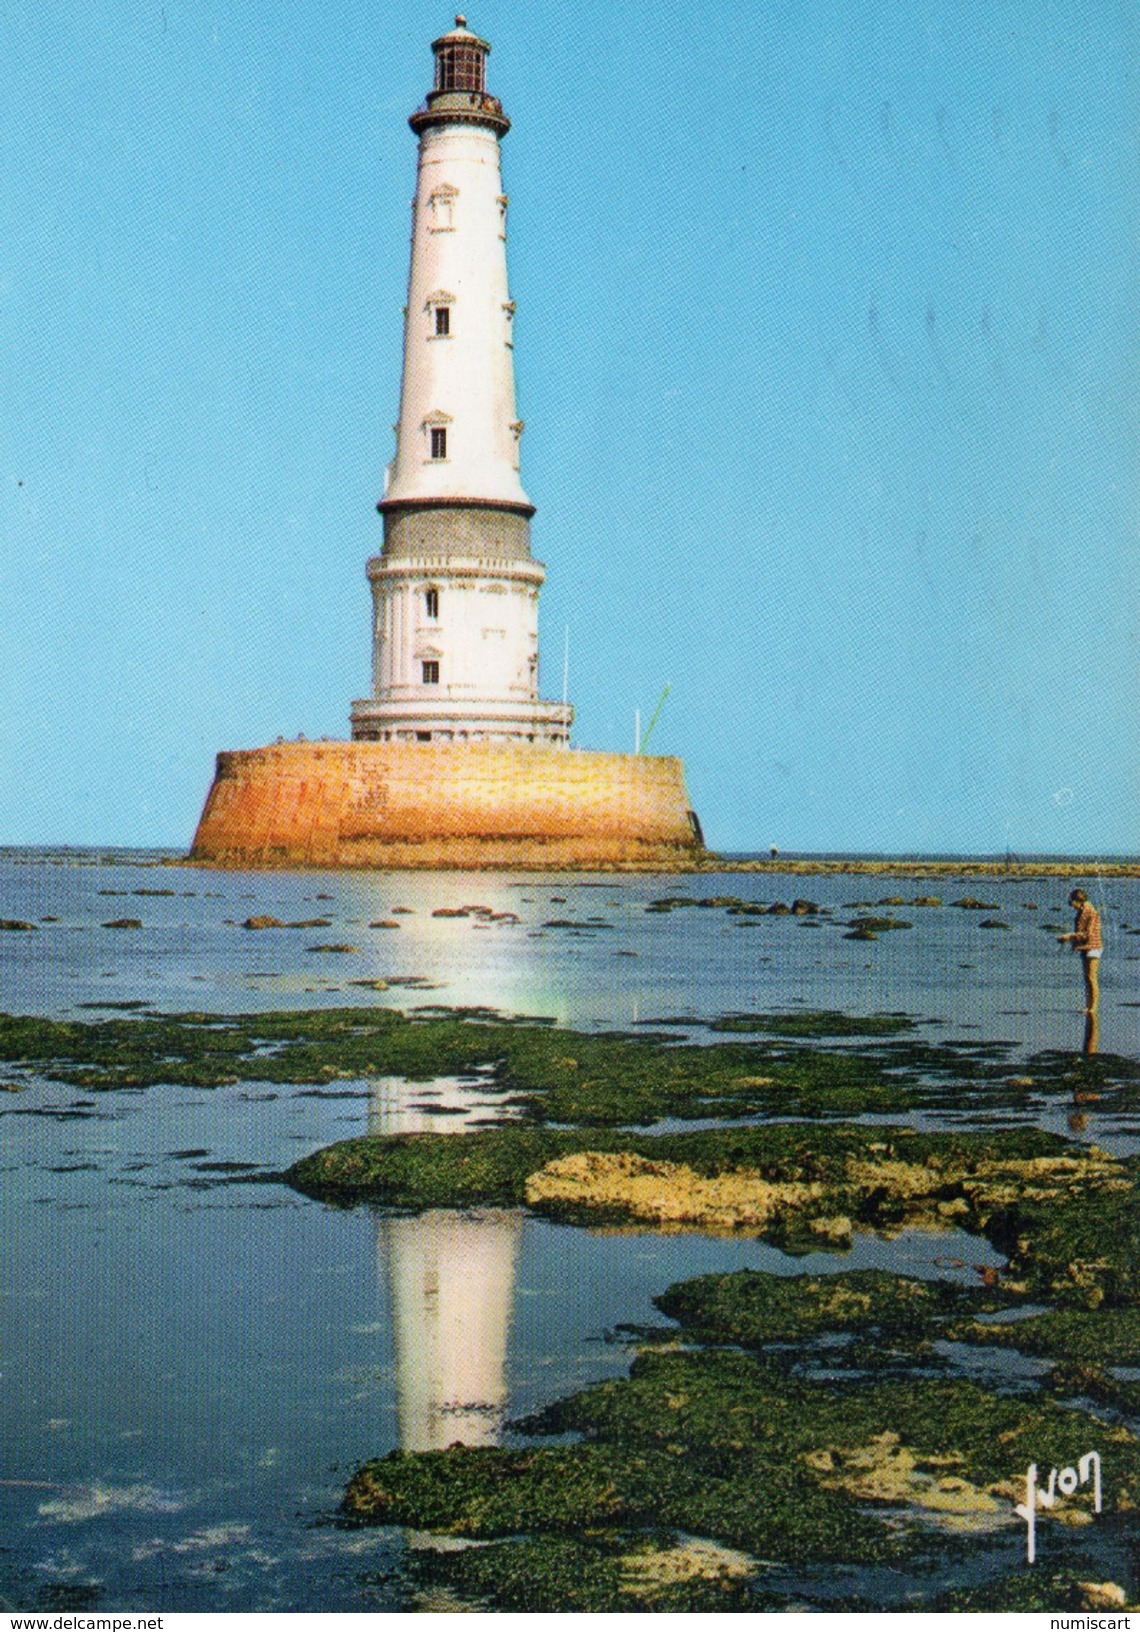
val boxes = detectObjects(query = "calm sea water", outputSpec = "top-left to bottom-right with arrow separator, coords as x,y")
1,849 -> 1136,1610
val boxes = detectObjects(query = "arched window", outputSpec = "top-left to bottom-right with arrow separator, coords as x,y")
427,185 -> 458,232
423,410 -> 452,462
425,290 -> 456,338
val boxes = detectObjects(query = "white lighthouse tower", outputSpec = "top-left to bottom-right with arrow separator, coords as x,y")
351,18 -> 572,746
190,19 -> 701,869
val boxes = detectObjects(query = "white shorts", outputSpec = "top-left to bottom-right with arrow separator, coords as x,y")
1082,948 -> 1103,960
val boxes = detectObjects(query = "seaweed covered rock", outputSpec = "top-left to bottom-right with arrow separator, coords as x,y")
974,1172 -> 1140,1308
308,1093 -> 1140,1609
345,1346 -> 1140,1594
10,1000 -> 1135,1121
934,1571 -> 1136,1612
405,1531 -> 759,1613
287,1123 -> 1110,1248
0,1004 -> 926,1118
705,1010 -> 915,1038
846,915 -> 913,933
655,1268 -> 987,1347
289,1126 -> 587,1208
948,1305 -> 1140,1365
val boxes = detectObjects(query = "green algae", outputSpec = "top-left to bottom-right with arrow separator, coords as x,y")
345,1353 -> 890,1566
345,1443 -> 631,1535
655,1268 -> 990,1349
403,1530 -> 757,1613
138,988 -> 1128,1608
0,1008 -> 520,1093
340,1241 -> 1140,1606
979,1162 -> 1140,1307
518,1129 -> 1120,1252
6,1001 -> 1135,1123
523,1348 -> 1140,1502
288,1126 -> 588,1207
344,1344 -> 1140,1582
952,1303 -> 1140,1366
1042,1364 -> 1140,1417
5,968 -> 1136,1607
318,1107 -> 1140,1606
0,1006 -> 923,1118
494,1029 -> 917,1124
705,1010 -> 916,1038
409,1537 -> 1127,1614
933,1570 -> 1134,1612
285,1120 -> 1076,1218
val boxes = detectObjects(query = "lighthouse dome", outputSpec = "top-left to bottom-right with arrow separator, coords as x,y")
411,16 -> 508,137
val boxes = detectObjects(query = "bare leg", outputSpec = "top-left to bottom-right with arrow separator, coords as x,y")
1083,955 -> 1100,1016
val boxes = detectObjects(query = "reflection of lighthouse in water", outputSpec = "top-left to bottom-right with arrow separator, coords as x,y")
371,1077 -> 523,1452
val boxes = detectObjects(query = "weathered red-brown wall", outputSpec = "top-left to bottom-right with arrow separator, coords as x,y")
189,741 -> 703,869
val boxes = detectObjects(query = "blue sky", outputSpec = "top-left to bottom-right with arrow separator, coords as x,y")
1,0 -> 1136,853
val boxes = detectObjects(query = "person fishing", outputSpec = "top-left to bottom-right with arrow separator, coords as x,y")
1057,888 -> 1103,1015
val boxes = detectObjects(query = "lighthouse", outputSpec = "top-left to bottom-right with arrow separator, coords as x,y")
189,19 -> 702,870
350,18 -> 571,747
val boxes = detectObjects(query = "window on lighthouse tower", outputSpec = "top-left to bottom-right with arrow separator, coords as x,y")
422,660 -> 440,685
427,189 -> 456,232
430,427 -> 447,460
434,306 -> 451,337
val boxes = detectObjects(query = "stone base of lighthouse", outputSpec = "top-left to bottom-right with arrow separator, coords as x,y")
189,740 -> 704,870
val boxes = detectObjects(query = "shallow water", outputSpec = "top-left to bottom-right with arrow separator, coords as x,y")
1,849 -> 1136,1609
2,848 -> 1138,1054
